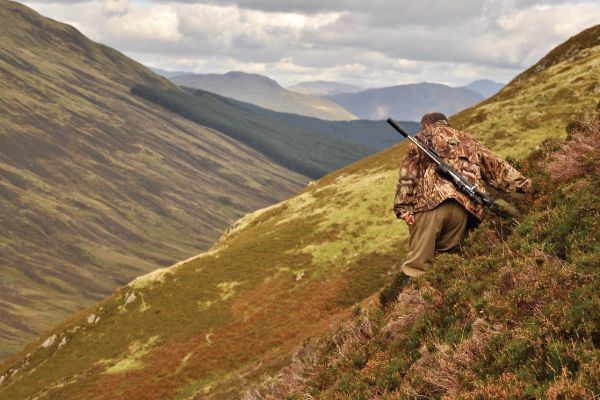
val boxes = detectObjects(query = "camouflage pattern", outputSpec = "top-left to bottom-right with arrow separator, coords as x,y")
394,121 -> 531,221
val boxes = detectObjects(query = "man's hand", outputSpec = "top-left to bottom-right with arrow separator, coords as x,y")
401,212 -> 414,225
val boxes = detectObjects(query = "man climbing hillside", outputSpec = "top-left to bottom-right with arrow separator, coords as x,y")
394,112 -> 531,285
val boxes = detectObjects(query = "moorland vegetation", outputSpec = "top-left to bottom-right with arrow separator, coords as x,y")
242,110 -> 600,399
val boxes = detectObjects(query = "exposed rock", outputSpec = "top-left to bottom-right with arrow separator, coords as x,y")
86,314 -> 100,324
57,337 -> 68,349
41,334 -> 57,349
124,292 -> 137,306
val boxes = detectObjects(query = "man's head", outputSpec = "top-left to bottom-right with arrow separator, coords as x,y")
420,112 -> 448,131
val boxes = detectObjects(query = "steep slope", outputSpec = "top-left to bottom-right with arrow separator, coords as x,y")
0,137 -> 414,400
450,24 -> 600,159
323,83 -> 484,121
170,72 -> 359,121
461,79 -> 505,98
242,111 -> 600,399
287,81 -> 365,96
0,1 -> 308,359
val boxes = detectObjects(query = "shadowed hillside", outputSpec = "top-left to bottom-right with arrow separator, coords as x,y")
450,24 -> 600,159
170,72 -> 359,121
131,85 -> 378,179
0,0 -> 309,359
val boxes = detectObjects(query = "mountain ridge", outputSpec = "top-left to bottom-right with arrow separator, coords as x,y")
287,80 -> 365,96
170,71 -> 360,121
323,82 -> 484,121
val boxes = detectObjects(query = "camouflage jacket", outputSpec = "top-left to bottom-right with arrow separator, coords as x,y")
393,121 -> 531,221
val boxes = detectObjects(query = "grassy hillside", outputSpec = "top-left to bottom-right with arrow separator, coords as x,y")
243,111 -> 600,399
0,137 -> 413,399
170,72 -> 359,121
450,24 -> 600,159
131,85 -> 378,179
323,83 -> 484,121
0,1 -> 309,359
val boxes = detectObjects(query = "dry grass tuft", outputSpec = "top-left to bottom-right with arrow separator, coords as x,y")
548,115 -> 600,181
411,319 -> 502,395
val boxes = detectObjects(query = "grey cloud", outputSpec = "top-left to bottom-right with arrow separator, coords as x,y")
139,0 -> 595,15
23,0 -> 600,89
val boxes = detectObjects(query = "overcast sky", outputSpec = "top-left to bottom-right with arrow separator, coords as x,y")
22,0 -> 600,88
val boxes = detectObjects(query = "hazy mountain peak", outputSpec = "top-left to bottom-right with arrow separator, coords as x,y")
170,72 -> 359,121
323,82 -> 484,121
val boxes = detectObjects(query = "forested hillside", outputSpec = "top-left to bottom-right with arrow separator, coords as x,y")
131,85 -> 378,179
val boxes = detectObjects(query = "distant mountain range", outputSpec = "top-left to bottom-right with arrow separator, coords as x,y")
170,72 -> 359,121
323,83 -> 485,121
287,80 -> 365,96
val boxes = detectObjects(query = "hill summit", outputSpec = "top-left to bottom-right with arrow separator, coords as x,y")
450,23 -> 600,159
170,71 -> 359,121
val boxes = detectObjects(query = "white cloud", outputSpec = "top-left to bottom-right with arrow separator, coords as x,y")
22,0 -> 600,87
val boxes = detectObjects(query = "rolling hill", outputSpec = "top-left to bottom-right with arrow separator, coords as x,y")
169,72 -> 359,121
2,11 -> 599,400
323,82 -> 484,121
287,80 -> 365,96
0,0 -> 315,360
450,24 -> 600,159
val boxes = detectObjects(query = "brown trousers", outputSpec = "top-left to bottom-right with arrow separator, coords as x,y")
401,199 -> 468,277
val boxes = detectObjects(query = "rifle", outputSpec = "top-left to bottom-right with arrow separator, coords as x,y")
387,117 -> 503,218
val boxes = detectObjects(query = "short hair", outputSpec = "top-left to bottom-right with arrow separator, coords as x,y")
420,112 -> 448,130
